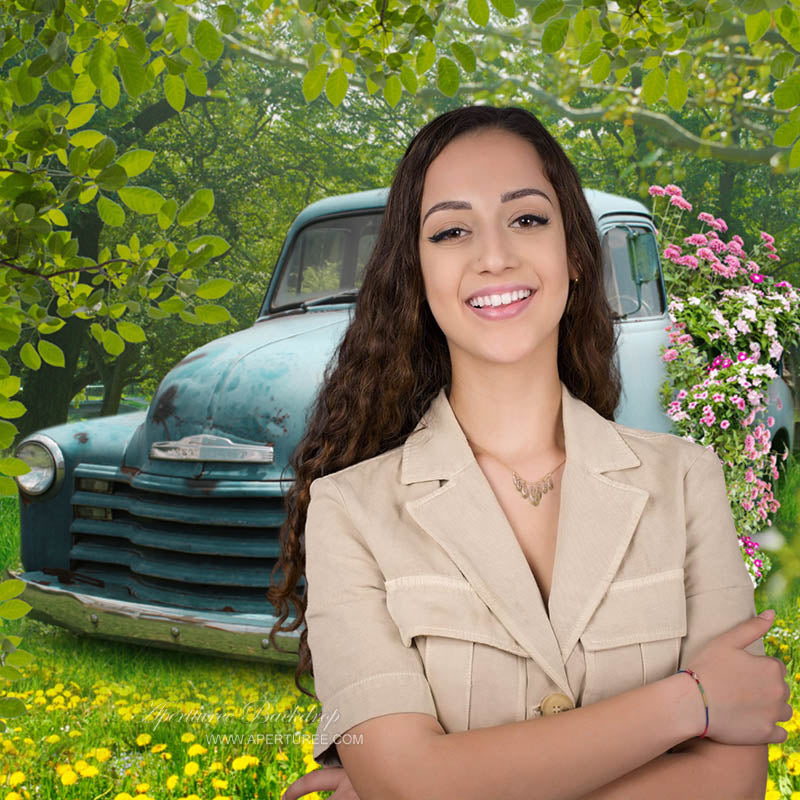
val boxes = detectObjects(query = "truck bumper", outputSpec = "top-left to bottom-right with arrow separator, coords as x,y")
7,568 -> 301,664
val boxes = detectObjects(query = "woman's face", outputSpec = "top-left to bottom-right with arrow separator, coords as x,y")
418,128 -> 575,369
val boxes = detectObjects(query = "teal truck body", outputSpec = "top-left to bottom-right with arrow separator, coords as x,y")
11,187 -> 793,662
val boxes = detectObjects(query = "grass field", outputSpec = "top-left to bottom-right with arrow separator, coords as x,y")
0,464 -> 798,799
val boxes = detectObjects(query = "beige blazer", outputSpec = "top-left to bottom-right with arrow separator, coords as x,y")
304,380 -> 764,768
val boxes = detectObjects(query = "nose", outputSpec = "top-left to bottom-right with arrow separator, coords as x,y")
474,222 -> 521,273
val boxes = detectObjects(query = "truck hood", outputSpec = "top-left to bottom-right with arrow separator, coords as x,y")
122,310 -> 351,480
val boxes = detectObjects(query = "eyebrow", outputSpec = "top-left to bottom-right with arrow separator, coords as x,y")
421,187 -> 553,226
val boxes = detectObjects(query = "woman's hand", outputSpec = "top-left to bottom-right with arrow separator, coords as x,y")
281,766 -> 361,800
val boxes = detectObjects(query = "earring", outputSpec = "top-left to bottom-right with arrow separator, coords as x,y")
566,274 -> 580,313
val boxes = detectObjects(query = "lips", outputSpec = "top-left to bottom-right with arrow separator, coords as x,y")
465,289 -> 536,320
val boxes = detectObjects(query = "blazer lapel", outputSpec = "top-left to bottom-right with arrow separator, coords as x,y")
401,380 -> 650,700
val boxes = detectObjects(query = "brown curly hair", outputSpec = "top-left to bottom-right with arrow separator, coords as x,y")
266,104 -> 622,700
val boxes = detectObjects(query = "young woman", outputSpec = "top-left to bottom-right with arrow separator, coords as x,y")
271,105 -> 792,800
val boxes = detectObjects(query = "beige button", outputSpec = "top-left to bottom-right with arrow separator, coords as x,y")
540,692 -> 575,715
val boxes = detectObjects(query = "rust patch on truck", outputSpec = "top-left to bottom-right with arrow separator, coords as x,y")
74,432 -> 89,443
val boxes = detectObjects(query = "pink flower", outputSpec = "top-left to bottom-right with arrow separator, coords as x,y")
662,349 -> 679,361
760,231 -> 775,245
767,416 -> 775,427
737,351 -> 749,362
698,211 -> 715,224
766,253 -> 780,261
684,233 -> 708,245
670,195 -> 693,211
665,184 -> 683,196
720,420 -> 730,429
714,217 -> 728,232
649,185 -> 666,196
750,274 -> 764,283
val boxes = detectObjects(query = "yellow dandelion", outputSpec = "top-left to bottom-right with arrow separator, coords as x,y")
95,747 -> 112,762
113,794 -> 135,800
211,777 -> 228,789
184,761 -> 199,777
6,792 -> 22,800
180,732 -> 196,743
135,733 -> 152,747
211,796 -> 231,800
8,772 -> 24,787
135,782 -> 150,793
74,760 -> 88,772
161,752 -> 172,761
231,754 -> 259,771
78,764 -> 99,778
150,743 -> 167,754
275,750 -> 288,761
187,744 -> 207,757
60,770 -> 78,786
166,774 -> 179,790
45,734 -> 60,744
768,744 -> 785,762
209,761 -> 223,772
69,730 -> 82,738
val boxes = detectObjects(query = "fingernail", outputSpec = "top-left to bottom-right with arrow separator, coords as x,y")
759,609 -> 775,618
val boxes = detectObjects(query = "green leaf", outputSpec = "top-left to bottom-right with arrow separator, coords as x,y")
66,103 -> 95,130
325,67 -> 348,106
0,377 -> 20,397
118,186 -> 167,214
217,4 -> 238,34
415,41 -> 436,75
87,40 -> 114,89
116,321 -> 146,343
490,0 -> 515,18
467,0 -> 490,25
436,56 -> 459,96
20,342 -> 41,371
5,649 -> 33,668
0,401 -> 25,419
383,73 -> 402,107
37,317 -> 66,335
88,136 -> 117,170
302,64 -> 328,102
0,665 -> 22,681
0,457 -> 29,477
70,129 -> 105,148
578,41 -> 602,65
533,0 -> 563,24
450,42 -> 476,73
641,67 -> 666,105
100,73 -> 121,108
573,9 -> 593,44
95,164 -> 128,192
177,188 -> 214,226
70,71 -> 95,103
164,73 -> 186,111
0,580 -> 24,602
400,65 -> 418,94
97,195 -> 125,226
38,339 -> 65,367
0,599 -> 31,620
102,329 -> 125,356
745,10 -> 771,43
188,234 -> 230,257
95,0 -> 119,24
117,149 -> 155,178
790,137 -> 800,170
122,24 -> 147,60
666,67 -> 688,110
0,698 -> 25,716
774,74 -> 800,110
158,198 -> 178,230
542,18 -> 569,53
195,278 -> 234,299
195,304 -> 231,324
591,52 -> 611,83
0,422 -> 17,450
165,12 -> 189,47
194,20 -> 223,62
116,45 -> 146,97
184,66 -> 208,96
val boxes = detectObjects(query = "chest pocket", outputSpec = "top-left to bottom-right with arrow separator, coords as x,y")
580,568 -> 687,706
385,575 -> 528,733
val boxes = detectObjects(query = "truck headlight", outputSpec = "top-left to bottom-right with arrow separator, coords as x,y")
14,435 -> 65,496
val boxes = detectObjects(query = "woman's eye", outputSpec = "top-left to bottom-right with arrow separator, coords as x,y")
428,227 -> 465,243
514,213 -> 550,228
426,214 -> 549,243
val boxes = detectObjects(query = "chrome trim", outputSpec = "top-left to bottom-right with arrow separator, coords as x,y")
14,433 -> 65,497
150,433 -> 274,463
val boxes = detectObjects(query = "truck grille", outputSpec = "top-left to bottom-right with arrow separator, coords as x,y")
67,464 -> 297,614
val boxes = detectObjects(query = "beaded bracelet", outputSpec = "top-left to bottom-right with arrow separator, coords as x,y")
676,667 -> 709,739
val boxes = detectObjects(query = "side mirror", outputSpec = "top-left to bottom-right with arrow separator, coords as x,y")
627,229 -> 660,284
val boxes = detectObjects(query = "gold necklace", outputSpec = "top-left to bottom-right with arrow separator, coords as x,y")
467,438 -> 566,507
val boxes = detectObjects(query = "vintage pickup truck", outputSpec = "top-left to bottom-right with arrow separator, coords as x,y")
10,186 -> 795,663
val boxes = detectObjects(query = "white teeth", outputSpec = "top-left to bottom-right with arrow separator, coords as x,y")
469,288 -> 532,308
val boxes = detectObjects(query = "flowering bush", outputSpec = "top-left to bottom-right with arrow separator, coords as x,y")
650,183 -> 800,587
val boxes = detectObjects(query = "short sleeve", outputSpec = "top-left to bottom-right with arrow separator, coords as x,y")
678,446 -> 765,674
304,475 -> 438,768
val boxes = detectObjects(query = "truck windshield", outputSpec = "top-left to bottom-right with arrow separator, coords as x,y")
268,213 -> 665,320
270,212 -> 383,311
601,224 -> 665,320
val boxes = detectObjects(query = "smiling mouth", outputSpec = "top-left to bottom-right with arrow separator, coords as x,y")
466,289 -> 536,309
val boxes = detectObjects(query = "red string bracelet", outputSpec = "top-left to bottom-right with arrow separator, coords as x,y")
676,667 -> 709,739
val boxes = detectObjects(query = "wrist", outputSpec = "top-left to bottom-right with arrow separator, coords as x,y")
660,670 -> 708,744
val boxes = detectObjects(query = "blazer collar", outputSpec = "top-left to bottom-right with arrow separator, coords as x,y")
400,380 -> 649,702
